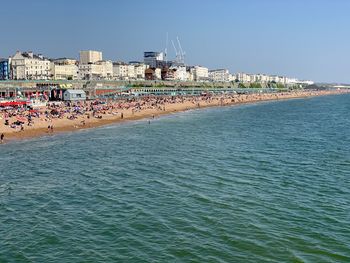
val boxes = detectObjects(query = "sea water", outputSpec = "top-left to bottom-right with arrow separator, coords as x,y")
1,94 -> 349,262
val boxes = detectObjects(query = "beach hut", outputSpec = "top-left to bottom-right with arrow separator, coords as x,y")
63,89 -> 86,101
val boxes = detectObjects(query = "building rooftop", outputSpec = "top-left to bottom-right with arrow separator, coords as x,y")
64,89 -> 86,94
53,58 -> 77,61
113,61 -> 128,66
13,51 -> 50,61
209,69 -> 228,72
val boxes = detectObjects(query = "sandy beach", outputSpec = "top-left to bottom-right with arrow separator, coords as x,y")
0,89 -> 348,142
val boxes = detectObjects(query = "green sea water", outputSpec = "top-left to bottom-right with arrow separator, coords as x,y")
1,94 -> 350,262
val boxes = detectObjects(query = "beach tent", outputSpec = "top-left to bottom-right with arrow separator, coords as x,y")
63,90 -> 86,101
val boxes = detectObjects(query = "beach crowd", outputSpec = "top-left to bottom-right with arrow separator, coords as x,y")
0,89 -> 348,141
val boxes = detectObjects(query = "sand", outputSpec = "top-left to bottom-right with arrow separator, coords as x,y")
0,89 -> 348,143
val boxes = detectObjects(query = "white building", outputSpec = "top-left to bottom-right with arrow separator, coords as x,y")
79,60 -> 113,80
79,50 -> 102,64
155,68 -> 162,80
191,66 -> 209,81
187,70 -> 194,82
209,69 -> 230,82
98,60 -> 113,79
10,51 -> 51,80
229,74 -> 236,82
113,62 -> 136,80
236,72 -> 253,83
172,66 -> 187,81
132,62 -> 148,80
234,72 -> 313,85
113,62 -> 128,79
127,64 -> 135,79
50,58 -> 78,80
78,50 -> 112,80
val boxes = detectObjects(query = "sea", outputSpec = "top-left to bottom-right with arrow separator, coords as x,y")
1,94 -> 349,262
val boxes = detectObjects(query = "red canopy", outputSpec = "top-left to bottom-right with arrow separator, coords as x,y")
0,101 -> 28,107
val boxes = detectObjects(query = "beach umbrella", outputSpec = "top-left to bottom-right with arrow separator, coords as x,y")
16,116 -> 27,122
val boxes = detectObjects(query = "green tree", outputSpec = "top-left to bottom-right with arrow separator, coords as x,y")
238,83 -> 246,88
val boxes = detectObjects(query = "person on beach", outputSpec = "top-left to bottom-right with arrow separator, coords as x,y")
50,125 -> 54,133
0,133 -> 4,143
121,113 -> 124,119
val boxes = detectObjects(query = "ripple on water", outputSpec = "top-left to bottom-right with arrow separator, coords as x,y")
1,94 -> 350,262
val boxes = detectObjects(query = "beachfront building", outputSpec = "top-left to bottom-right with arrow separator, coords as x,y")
187,69 -> 194,82
97,60 -> 113,79
209,69 -> 230,82
145,68 -> 154,80
229,74 -> 236,82
248,74 -> 268,83
172,66 -> 187,81
127,64 -> 135,79
145,68 -> 161,80
161,67 -> 175,81
10,51 -> 51,80
235,72 -> 306,85
298,80 -> 314,85
144,52 -> 165,68
155,68 -> 161,80
63,89 -> 86,101
78,60 -> 113,80
130,62 -> 148,80
236,72 -> 252,83
191,66 -> 209,81
79,50 -> 102,64
0,59 -> 10,80
50,58 -> 78,80
113,62 -> 128,80
78,50 -> 112,80
285,77 -> 298,84
112,62 -> 137,80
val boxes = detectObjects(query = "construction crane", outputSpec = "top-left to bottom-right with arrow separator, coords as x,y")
170,36 -> 186,66
171,40 -> 179,64
164,32 -> 169,64
176,37 -> 185,65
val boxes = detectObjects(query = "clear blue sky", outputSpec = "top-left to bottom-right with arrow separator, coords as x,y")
2,0 -> 350,83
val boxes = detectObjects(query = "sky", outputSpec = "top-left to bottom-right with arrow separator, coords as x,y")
1,0 -> 350,83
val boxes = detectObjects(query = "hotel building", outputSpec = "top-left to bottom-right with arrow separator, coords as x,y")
10,51 -> 51,80
79,50 -> 102,64
50,58 -> 78,80
209,69 -> 230,82
191,66 -> 209,81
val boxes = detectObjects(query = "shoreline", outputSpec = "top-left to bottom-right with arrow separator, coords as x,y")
1,90 -> 349,143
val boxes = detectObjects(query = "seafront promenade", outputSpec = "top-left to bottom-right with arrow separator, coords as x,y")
1,89 -> 348,142
0,79 -> 305,98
